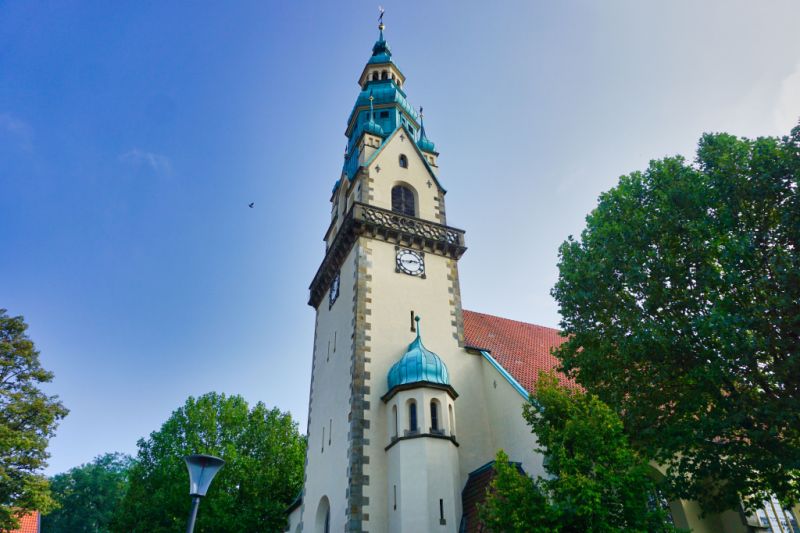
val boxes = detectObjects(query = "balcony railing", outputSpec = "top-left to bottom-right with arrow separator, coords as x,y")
308,202 -> 467,307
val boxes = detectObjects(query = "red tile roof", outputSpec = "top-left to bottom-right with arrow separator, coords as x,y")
463,310 -> 577,392
9,512 -> 39,533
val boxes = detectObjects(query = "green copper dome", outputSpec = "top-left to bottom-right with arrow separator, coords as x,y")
417,126 -> 435,153
387,317 -> 450,391
416,108 -> 435,153
369,27 -> 392,64
363,118 -> 384,136
362,91 -> 385,136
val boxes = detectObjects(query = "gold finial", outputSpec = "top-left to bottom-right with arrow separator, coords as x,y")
378,6 -> 385,31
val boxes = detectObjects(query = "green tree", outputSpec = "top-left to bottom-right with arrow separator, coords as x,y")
112,392 -> 305,533
552,125 -> 800,512
42,453 -> 132,533
478,450 -> 555,533
0,309 -> 68,531
480,374 -> 679,533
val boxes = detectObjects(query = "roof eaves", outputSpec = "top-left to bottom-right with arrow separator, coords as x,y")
480,350 -> 529,401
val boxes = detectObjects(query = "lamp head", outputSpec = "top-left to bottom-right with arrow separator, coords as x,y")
184,454 -> 225,497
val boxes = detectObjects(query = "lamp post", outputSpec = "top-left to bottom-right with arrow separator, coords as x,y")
184,454 -> 225,533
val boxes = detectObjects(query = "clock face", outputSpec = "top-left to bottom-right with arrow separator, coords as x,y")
329,272 -> 340,308
396,248 -> 425,277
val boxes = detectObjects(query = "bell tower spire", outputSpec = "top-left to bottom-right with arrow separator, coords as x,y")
298,22 -> 467,533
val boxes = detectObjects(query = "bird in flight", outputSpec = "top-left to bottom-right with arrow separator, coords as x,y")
248,202 -> 255,208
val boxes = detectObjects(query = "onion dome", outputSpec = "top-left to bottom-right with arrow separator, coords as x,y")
416,107 -> 436,153
387,316 -> 450,391
364,118 -> 384,136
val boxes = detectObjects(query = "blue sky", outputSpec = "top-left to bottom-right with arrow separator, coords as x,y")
2,1 -> 799,475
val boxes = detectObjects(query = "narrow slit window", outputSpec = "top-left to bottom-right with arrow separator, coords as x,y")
329,419 -> 332,445
408,402 -> 417,432
321,426 -> 325,453
430,401 -> 439,431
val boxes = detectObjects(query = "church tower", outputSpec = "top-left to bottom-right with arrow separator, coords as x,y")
297,20 -> 468,533
285,20 -> 798,533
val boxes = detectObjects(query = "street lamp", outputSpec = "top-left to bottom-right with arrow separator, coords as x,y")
184,454 -> 225,533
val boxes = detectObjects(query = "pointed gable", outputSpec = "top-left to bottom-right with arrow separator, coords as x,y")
365,125 -> 445,192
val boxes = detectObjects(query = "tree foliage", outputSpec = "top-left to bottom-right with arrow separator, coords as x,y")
112,392 -> 305,533
478,450 -> 555,533
0,309 -> 68,531
480,374 -> 679,532
42,453 -> 132,533
552,125 -> 800,512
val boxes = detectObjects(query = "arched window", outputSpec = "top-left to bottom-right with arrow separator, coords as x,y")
392,405 -> 398,439
372,71 -> 379,81
381,70 -> 388,80
316,496 -> 330,533
398,154 -> 408,168
448,404 -> 455,436
408,401 -> 417,433
391,185 -> 415,217
430,400 -> 440,432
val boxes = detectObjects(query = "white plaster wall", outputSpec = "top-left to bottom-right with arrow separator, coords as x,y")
358,244 -> 511,531
287,505 -> 302,532
350,136 -> 475,530
300,243 -> 359,532
369,130 -> 442,223
478,357 -> 546,478
386,412 -> 460,533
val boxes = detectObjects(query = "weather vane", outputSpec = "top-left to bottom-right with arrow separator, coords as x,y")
378,6 -> 385,30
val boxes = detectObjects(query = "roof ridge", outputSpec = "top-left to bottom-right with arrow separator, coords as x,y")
462,309 -> 561,333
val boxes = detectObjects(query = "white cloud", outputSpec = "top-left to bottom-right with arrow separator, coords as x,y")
774,62 -> 800,133
0,113 -> 34,151
120,148 -> 172,175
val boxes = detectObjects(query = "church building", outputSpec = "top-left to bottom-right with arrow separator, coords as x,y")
287,22 -> 800,533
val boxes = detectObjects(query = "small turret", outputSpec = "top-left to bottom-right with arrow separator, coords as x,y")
383,317 -> 461,532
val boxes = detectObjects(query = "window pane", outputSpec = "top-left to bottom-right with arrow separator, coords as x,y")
391,186 -> 415,217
